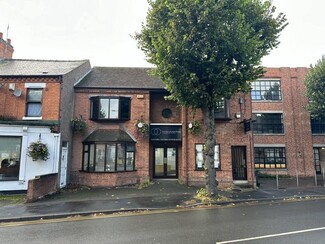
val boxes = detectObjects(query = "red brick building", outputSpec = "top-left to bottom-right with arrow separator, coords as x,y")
0,59 -> 91,194
251,68 -> 325,177
71,67 -> 255,188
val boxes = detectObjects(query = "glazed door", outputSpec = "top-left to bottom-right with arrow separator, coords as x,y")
232,146 -> 247,180
154,147 -> 177,178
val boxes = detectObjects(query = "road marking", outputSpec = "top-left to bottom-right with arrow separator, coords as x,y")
216,226 -> 325,244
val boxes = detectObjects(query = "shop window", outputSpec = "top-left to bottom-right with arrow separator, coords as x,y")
195,144 -> 220,170
90,96 -> 131,121
82,142 -> 135,172
254,147 -> 286,169
0,136 -> 21,181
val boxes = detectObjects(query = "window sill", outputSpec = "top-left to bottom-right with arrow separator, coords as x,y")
195,168 -> 221,171
22,116 -> 42,120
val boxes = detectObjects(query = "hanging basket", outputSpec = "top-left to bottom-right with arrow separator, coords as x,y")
27,141 -> 50,161
135,119 -> 149,137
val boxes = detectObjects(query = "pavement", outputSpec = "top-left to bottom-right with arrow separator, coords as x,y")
1,176 -> 325,223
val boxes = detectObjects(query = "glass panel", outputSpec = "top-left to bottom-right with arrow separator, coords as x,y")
196,144 -> 204,169
83,152 -> 89,171
95,144 -> 105,171
116,144 -> 125,171
106,144 -> 116,171
110,99 -> 119,119
167,148 -> 176,176
214,145 -> 220,168
120,98 -> 130,120
0,136 -> 21,181
126,152 -> 134,171
89,144 -> 95,172
99,99 -> 109,119
27,89 -> 42,102
27,103 -> 42,117
155,148 -> 164,177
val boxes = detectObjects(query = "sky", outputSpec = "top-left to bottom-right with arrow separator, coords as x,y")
1,0 -> 325,68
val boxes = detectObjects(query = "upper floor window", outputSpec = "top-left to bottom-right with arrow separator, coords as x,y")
214,98 -> 230,119
90,96 -> 131,121
26,89 -> 43,117
251,80 -> 282,101
253,113 -> 284,134
195,144 -> 220,170
311,117 -> 325,134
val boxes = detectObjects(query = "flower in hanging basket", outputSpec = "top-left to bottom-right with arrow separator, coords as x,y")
135,119 -> 149,137
188,121 -> 202,135
28,141 -> 50,161
70,115 -> 87,133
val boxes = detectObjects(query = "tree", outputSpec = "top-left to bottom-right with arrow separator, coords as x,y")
304,55 -> 325,119
136,0 -> 287,196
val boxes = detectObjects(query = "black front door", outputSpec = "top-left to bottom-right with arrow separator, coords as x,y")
154,147 -> 177,178
232,146 -> 247,180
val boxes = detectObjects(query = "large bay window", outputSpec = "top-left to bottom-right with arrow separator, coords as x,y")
82,142 -> 135,172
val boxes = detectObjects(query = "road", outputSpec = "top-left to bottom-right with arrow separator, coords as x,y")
1,199 -> 325,244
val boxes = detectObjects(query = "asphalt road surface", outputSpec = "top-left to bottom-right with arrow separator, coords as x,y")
1,199 -> 325,244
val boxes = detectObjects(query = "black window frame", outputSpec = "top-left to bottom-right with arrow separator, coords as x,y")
253,113 -> 284,134
195,143 -> 220,170
26,88 -> 43,117
254,147 -> 286,169
82,142 -> 135,172
251,80 -> 282,101
214,98 -> 230,120
311,117 -> 325,134
90,96 -> 131,121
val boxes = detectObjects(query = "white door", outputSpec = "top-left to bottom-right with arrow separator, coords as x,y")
60,147 -> 68,188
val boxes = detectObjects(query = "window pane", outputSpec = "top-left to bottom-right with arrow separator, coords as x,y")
95,144 -> 105,172
27,89 -> 42,102
196,144 -> 204,169
0,136 -> 21,181
120,98 -> 130,120
99,99 -> 109,119
106,144 -> 116,171
116,144 -> 125,171
126,152 -> 134,170
110,99 -> 119,119
251,80 -> 281,101
89,144 -> 95,172
214,145 -> 220,169
27,103 -> 42,117
83,152 -> 89,171
254,147 -> 286,169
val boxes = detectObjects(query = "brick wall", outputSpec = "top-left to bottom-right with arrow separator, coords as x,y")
0,77 -> 61,120
0,32 -> 14,59
26,173 -> 58,203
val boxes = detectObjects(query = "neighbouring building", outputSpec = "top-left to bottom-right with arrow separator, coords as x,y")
251,67 -> 325,177
71,67 -> 255,189
0,32 -> 14,59
0,58 -> 91,194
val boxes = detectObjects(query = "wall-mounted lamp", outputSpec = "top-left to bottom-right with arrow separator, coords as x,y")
235,112 -> 241,119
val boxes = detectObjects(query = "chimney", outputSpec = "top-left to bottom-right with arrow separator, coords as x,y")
0,31 -> 14,59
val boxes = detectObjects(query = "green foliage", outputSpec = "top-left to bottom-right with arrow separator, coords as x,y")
188,120 -> 202,135
71,115 -> 87,133
135,119 -> 149,137
304,55 -> 325,119
27,141 -> 50,161
136,0 -> 287,109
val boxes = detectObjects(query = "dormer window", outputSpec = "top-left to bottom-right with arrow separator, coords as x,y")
90,96 -> 131,121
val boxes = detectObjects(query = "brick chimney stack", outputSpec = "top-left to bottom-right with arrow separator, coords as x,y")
0,32 -> 14,59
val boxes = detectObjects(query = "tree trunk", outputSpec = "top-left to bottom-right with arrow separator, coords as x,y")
202,105 -> 218,196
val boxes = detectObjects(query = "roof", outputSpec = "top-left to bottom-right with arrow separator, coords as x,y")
75,67 -> 166,90
0,59 -> 89,76
83,129 -> 136,143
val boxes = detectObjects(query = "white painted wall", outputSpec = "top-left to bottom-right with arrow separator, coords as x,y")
0,125 -> 61,191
